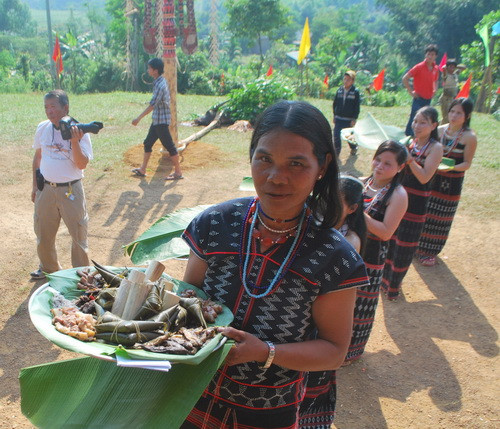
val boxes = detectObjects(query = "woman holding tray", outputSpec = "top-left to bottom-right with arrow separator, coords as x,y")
181,101 -> 369,429
417,98 -> 477,266
382,106 -> 443,300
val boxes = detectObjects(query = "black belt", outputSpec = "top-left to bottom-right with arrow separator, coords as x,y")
44,179 -> 81,187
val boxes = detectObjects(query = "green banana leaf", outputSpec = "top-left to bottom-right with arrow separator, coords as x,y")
239,176 -> 255,192
29,267 -> 234,364
20,343 -> 232,429
123,205 -> 212,264
341,112 -> 407,150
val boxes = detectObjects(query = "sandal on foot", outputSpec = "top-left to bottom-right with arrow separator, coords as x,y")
164,173 -> 184,181
132,168 -> 146,177
420,256 -> 436,267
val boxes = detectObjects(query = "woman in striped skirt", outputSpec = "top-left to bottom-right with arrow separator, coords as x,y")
299,176 -> 367,429
382,106 -> 443,300
417,98 -> 477,266
344,141 -> 408,363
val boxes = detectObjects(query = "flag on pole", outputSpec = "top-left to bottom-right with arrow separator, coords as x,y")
297,18 -> 311,65
372,69 -> 385,91
323,74 -> 329,87
455,74 -> 472,99
438,53 -> 447,71
266,65 -> 273,77
52,36 -> 64,75
477,24 -> 490,67
497,86 -> 500,94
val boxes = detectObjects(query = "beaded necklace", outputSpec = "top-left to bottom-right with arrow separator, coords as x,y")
258,206 -> 302,224
240,199 -> 309,299
257,212 -> 299,234
410,138 -> 433,163
363,177 -> 391,213
441,126 -> 464,156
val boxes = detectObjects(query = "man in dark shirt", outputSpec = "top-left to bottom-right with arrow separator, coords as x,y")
333,70 -> 360,156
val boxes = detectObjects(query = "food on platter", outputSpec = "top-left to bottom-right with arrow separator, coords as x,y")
51,307 -> 96,341
48,260 -> 225,355
137,326 -> 218,355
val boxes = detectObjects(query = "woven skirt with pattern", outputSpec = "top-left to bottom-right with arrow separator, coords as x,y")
298,371 -> 336,429
417,172 -> 465,257
181,392 -> 299,429
345,236 -> 388,361
382,187 -> 431,299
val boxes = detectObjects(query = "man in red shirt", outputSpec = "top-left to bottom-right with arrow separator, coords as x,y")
402,44 -> 439,136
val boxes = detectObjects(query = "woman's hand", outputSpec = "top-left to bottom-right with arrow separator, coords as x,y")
219,327 -> 269,366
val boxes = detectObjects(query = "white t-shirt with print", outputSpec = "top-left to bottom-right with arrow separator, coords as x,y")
33,120 -> 93,183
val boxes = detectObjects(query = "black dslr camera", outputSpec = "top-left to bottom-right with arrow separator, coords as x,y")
59,116 -> 103,140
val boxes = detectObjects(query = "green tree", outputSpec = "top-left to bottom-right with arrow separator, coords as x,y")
378,0 -> 498,65
224,0 -> 289,75
0,0 -> 36,36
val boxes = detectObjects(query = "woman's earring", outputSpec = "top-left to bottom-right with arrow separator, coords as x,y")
317,175 -> 322,180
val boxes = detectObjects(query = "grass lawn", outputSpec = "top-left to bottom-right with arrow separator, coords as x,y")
3,92 -> 498,215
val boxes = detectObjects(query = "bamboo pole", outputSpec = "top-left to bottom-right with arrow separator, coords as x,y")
164,57 -> 178,143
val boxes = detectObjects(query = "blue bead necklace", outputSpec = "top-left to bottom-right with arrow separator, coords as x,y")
241,200 -> 307,299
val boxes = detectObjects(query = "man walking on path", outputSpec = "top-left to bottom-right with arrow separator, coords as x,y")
402,44 -> 439,136
131,58 -> 183,180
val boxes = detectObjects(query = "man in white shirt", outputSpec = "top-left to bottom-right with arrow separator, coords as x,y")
31,90 -> 93,279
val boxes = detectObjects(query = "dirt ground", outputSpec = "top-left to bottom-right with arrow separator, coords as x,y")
0,138 -> 498,428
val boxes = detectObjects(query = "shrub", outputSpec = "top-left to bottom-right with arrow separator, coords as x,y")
225,77 -> 296,124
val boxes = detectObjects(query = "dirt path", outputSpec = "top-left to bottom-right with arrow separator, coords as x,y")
0,140 -> 498,428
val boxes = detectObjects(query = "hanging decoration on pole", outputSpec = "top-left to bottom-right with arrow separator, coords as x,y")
477,24 -> 490,67
323,74 -> 329,87
143,0 -> 157,54
297,18 -> 311,65
52,35 -> 64,76
266,65 -> 273,77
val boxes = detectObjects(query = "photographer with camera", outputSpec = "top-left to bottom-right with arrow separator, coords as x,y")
30,90 -> 94,280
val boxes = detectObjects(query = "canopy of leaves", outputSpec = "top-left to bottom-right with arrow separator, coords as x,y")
0,0 -> 36,36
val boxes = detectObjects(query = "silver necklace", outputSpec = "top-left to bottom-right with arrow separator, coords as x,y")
257,213 -> 299,234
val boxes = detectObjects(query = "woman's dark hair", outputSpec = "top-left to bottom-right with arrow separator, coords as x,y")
449,97 -> 473,129
339,176 -> 367,256
369,140 -> 407,207
250,100 -> 341,228
414,105 -> 439,141
148,58 -> 164,75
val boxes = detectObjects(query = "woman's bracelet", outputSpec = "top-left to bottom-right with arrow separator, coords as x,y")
258,341 -> 276,369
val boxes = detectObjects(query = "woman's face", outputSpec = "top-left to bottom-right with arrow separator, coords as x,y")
372,150 -> 401,182
448,103 -> 466,127
412,112 -> 437,140
251,130 -> 327,218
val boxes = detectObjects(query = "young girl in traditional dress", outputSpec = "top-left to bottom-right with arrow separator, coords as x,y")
345,141 -> 408,363
417,98 -> 477,266
382,107 -> 443,300
299,175 -> 366,429
181,101 -> 369,429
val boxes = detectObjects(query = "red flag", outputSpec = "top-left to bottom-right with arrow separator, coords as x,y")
372,69 -> 385,91
496,86 -> 500,94
323,74 -> 329,86
455,74 -> 472,99
438,53 -> 447,72
52,36 -> 64,75
266,65 -> 273,77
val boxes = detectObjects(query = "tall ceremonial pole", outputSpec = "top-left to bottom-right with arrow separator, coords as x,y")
159,0 -> 178,143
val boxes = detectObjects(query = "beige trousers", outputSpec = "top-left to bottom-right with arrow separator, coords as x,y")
34,180 -> 89,273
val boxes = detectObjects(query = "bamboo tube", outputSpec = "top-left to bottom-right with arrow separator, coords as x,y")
161,290 -> 181,310
111,278 -> 134,317
121,281 -> 154,321
144,260 -> 165,282
128,269 -> 146,285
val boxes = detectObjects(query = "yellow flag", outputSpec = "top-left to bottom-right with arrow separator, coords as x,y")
297,18 -> 311,65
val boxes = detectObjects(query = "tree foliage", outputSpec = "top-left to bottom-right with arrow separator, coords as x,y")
224,0 -> 289,72
0,0 -> 36,35
377,0 -> 498,64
